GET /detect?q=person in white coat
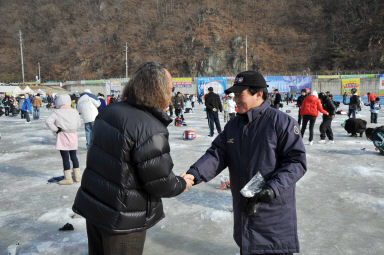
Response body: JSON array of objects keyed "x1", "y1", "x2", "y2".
[
  {"x1": 77, "y1": 89, "x2": 100, "y2": 149},
  {"x1": 227, "y1": 93, "x2": 237, "y2": 120}
]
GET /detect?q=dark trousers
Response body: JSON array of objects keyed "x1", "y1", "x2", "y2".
[
  {"x1": 207, "y1": 111, "x2": 222, "y2": 136},
  {"x1": 21, "y1": 110, "x2": 25, "y2": 119},
  {"x1": 370, "y1": 101, "x2": 375, "y2": 109},
  {"x1": 4, "y1": 107, "x2": 9, "y2": 116},
  {"x1": 320, "y1": 117, "x2": 333, "y2": 140},
  {"x1": 86, "y1": 221, "x2": 146, "y2": 255},
  {"x1": 59, "y1": 150, "x2": 79, "y2": 170},
  {"x1": 23, "y1": 110, "x2": 31, "y2": 122},
  {"x1": 348, "y1": 108, "x2": 356, "y2": 119},
  {"x1": 371, "y1": 112, "x2": 378, "y2": 123},
  {"x1": 175, "y1": 108, "x2": 184, "y2": 121},
  {"x1": 301, "y1": 115, "x2": 316, "y2": 142},
  {"x1": 297, "y1": 108, "x2": 302, "y2": 125},
  {"x1": 169, "y1": 105, "x2": 173, "y2": 116}
]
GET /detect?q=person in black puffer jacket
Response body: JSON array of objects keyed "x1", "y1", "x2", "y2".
[
  {"x1": 73, "y1": 62, "x2": 193, "y2": 255},
  {"x1": 318, "y1": 92, "x2": 336, "y2": 143},
  {"x1": 272, "y1": 89, "x2": 282, "y2": 109},
  {"x1": 296, "y1": 89, "x2": 307, "y2": 125}
]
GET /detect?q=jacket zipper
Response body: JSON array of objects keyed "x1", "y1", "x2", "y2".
[{"x1": 146, "y1": 194, "x2": 151, "y2": 218}]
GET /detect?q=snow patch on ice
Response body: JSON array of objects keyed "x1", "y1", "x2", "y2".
[
  {"x1": 349, "y1": 166, "x2": 384, "y2": 177},
  {"x1": 0, "y1": 152, "x2": 28, "y2": 162},
  {"x1": 339, "y1": 192, "x2": 384, "y2": 211},
  {"x1": 169, "y1": 142, "x2": 187, "y2": 149},
  {"x1": 37, "y1": 208, "x2": 85, "y2": 227},
  {"x1": 36, "y1": 241, "x2": 53, "y2": 252},
  {"x1": 200, "y1": 209, "x2": 232, "y2": 223},
  {"x1": 0, "y1": 210, "x2": 24, "y2": 227}
]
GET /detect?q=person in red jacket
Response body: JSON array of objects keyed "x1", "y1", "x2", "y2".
[
  {"x1": 300, "y1": 91, "x2": 328, "y2": 145},
  {"x1": 367, "y1": 92, "x2": 376, "y2": 109}
]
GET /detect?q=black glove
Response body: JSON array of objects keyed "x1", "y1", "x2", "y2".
[
  {"x1": 245, "y1": 186, "x2": 275, "y2": 216},
  {"x1": 56, "y1": 127, "x2": 62, "y2": 134}
]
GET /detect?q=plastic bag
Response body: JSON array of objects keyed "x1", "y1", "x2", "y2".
[{"x1": 240, "y1": 172, "x2": 265, "y2": 198}]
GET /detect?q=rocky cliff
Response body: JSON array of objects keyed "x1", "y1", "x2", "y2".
[{"x1": 0, "y1": 0, "x2": 383, "y2": 82}]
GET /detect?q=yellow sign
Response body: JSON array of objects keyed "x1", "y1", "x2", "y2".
[
  {"x1": 342, "y1": 78, "x2": 360, "y2": 95},
  {"x1": 172, "y1": 78, "x2": 192, "y2": 87},
  {"x1": 318, "y1": 75, "x2": 340, "y2": 79}
]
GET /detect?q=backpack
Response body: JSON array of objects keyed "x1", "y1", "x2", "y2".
[{"x1": 174, "y1": 118, "x2": 183, "y2": 127}]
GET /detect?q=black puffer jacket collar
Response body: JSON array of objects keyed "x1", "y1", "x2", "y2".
[{"x1": 125, "y1": 96, "x2": 172, "y2": 127}]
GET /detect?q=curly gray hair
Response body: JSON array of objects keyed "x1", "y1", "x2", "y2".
[{"x1": 122, "y1": 62, "x2": 172, "y2": 109}]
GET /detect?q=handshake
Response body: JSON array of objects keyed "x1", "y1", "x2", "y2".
[{"x1": 180, "y1": 173, "x2": 195, "y2": 192}]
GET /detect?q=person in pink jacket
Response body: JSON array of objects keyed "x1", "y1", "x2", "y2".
[
  {"x1": 299, "y1": 91, "x2": 328, "y2": 145},
  {"x1": 46, "y1": 94, "x2": 82, "y2": 185}
]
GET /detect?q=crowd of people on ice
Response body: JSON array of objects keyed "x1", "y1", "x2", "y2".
[
  {"x1": 0, "y1": 65, "x2": 383, "y2": 255},
  {"x1": 164, "y1": 85, "x2": 382, "y2": 154}
]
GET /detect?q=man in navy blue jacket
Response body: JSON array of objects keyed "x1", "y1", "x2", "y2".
[{"x1": 184, "y1": 71, "x2": 307, "y2": 255}]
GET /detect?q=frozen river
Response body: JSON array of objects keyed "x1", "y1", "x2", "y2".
[{"x1": 0, "y1": 101, "x2": 383, "y2": 254}]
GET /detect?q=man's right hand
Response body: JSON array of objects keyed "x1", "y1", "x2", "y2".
[
  {"x1": 181, "y1": 173, "x2": 195, "y2": 181},
  {"x1": 181, "y1": 173, "x2": 194, "y2": 192}
]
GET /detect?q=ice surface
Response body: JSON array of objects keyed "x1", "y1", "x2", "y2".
[{"x1": 1, "y1": 102, "x2": 384, "y2": 254}]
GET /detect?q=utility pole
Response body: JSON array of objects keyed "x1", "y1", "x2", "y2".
[
  {"x1": 245, "y1": 34, "x2": 248, "y2": 71},
  {"x1": 38, "y1": 62, "x2": 41, "y2": 84},
  {"x1": 19, "y1": 30, "x2": 25, "y2": 83},
  {"x1": 125, "y1": 42, "x2": 128, "y2": 79}
]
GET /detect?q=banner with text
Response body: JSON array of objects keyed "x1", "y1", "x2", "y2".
[
  {"x1": 197, "y1": 77, "x2": 227, "y2": 96},
  {"x1": 341, "y1": 74, "x2": 376, "y2": 79},
  {"x1": 172, "y1": 78, "x2": 192, "y2": 88},
  {"x1": 380, "y1": 74, "x2": 384, "y2": 96},
  {"x1": 264, "y1": 76, "x2": 312, "y2": 93},
  {"x1": 105, "y1": 79, "x2": 123, "y2": 97},
  {"x1": 342, "y1": 78, "x2": 360, "y2": 95},
  {"x1": 318, "y1": 75, "x2": 340, "y2": 79}
]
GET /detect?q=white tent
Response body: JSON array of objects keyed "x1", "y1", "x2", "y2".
[
  {"x1": 22, "y1": 86, "x2": 35, "y2": 94},
  {"x1": 35, "y1": 89, "x2": 46, "y2": 96},
  {"x1": 0, "y1": 86, "x2": 23, "y2": 96}
]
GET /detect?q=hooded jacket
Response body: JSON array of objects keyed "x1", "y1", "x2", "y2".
[
  {"x1": 73, "y1": 99, "x2": 186, "y2": 234},
  {"x1": 45, "y1": 94, "x2": 81, "y2": 151},
  {"x1": 77, "y1": 92, "x2": 101, "y2": 123},
  {"x1": 32, "y1": 96, "x2": 42, "y2": 107},
  {"x1": 300, "y1": 94, "x2": 328, "y2": 117},
  {"x1": 21, "y1": 97, "x2": 31, "y2": 112},
  {"x1": 46, "y1": 94, "x2": 81, "y2": 133}
]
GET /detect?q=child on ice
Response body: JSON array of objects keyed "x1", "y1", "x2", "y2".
[{"x1": 46, "y1": 94, "x2": 82, "y2": 185}]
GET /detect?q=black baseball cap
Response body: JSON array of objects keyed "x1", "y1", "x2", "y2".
[{"x1": 225, "y1": 71, "x2": 268, "y2": 94}]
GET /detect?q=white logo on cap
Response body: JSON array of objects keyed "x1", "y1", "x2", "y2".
[{"x1": 235, "y1": 77, "x2": 243, "y2": 84}]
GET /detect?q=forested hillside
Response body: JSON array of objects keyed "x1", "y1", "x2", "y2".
[{"x1": 0, "y1": 0, "x2": 383, "y2": 81}]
